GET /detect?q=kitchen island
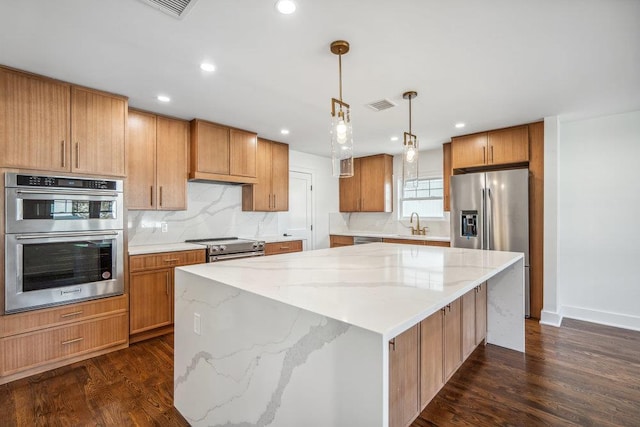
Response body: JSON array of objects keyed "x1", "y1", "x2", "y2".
[{"x1": 173, "y1": 243, "x2": 524, "y2": 427}]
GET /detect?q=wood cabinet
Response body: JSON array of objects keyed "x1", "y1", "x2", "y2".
[
  {"x1": 127, "y1": 110, "x2": 188, "y2": 210},
  {"x1": 443, "y1": 298, "x2": 462, "y2": 381},
  {"x1": 0, "y1": 295, "x2": 128, "y2": 383},
  {"x1": 389, "y1": 324, "x2": 419, "y2": 427},
  {"x1": 0, "y1": 66, "x2": 127, "y2": 177},
  {"x1": 264, "y1": 240, "x2": 302, "y2": 256},
  {"x1": 128, "y1": 250, "x2": 205, "y2": 342},
  {"x1": 451, "y1": 125, "x2": 528, "y2": 170},
  {"x1": 339, "y1": 154, "x2": 393, "y2": 212},
  {"x1": 242, "y1": 138, "x2": 289, "y2": 211},
  {"x1": 462, "y1": 283, "x2": 488, "y2": 360},
  {"x1": 443, "y1": 142, "x2": 452, "y2": 211},
  {"x1": 329, "y1": 235, "x2": 354, "y2": 248},
  {"x1": 419, "y1": 310, "x2": 444, "y2": 409},
  {"x1": 382, "y1": 238, "x2": 450, "y2": 247},
  {"x1": 189, "y1": 119, "x2": 258, "y2": 184}
]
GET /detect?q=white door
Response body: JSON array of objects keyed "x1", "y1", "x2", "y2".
[{"x1": 288, "y1": 171, "x2": 313, "y2": 250}]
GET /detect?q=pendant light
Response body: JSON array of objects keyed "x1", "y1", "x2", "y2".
[
  {"x1": 329, "y1": 40, "x2": 354, "y2": 178},
  {"x1": 402, "y1": 91, "x2": 419, "y2": 188}
]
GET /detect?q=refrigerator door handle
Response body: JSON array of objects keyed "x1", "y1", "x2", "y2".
[
  {"x1": 481, "y1": 188, "x2": 485, "y2": 250},
  {"x1": 486, "y1": 188, "x2": 492, "y2": 250}
]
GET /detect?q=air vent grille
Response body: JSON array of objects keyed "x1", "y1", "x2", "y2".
[
  {"x1": 138, "y1": 0, "x2": 199, "y2": 18},
  {"x1": 366, "y1": 99, "x2": 396, "y2": 112}
]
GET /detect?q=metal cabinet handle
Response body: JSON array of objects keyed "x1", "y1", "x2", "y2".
[
  {"x1": 166, "y1": 274, "x2": 170, "y2": 296},
  {"x1": 61, "y1": 310, "x2": 83, "y2": 318},
  {"x1": 483, "y1": 146, "x2": 486, "y2": 164},
  {"x1": 159, "y1": 186, "x2": 163, "y2": 207},
  {"x1": 389, "y1": 338, "x2": 396, "y2": 351},
  {"x1": 62, "y1": 337, "x2": 84, "y2": 345},
  {"x1": 163, "y1": 258, "x2": 180, "y2": 262},
  {"x1": 61, "y1": 140, "x2": 66, "y2": 168},
  {"x1": 75, "y1": 142, "x2": 80, "y2": 168},
  {"x1": 150, "y1": 186, "x2": 154, "y2": 207},
  {"x1": 279, "y1": 246, "x2": 290, "y2": 250},
  {"x1": 490, "y1": 145, "x2": 494, "y2": 163},
  {"x1": 273, "y1": 194, "x2": 276, "y2": 210}
]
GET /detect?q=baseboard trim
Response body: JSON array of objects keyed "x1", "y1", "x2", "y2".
[
  {"x1": 561, "y1": 306, "x2": 640, "y2": 332},
  {"x1": 539, "y1": 310, "x2": 563, "y2": 327}
]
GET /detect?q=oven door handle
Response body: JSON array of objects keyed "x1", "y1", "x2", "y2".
[
  {"x1": 211, "y1": 252, "x2": 265, "y2": 262},
  {"x1": 14, "y1": 231, "x2": 119, "y2": 240},
  {"x1": 15, "y1": 189, "x2": 119, "y2": 198}
]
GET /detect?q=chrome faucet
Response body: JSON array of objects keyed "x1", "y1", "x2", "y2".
[{"x1": 410, "y1": 212, "x2": 427, "y2": 235}]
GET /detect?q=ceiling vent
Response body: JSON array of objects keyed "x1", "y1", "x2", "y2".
[
  {"x1": 137, "y1": 0, "x2": 200, "y2": 19},
  {"x1": 366, "y1": 99, "x2": 396, "y2": 112}
]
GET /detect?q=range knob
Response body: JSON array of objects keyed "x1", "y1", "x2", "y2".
[
  {"x1": 210, "y1": 246, "x2": 220, "y2": 253},
  {"x1": 219, "y1": 245, "x2": 227, "y2": 252},
  {"x1": 252, "y1": 242, "x2": 259, "y2": 249}
]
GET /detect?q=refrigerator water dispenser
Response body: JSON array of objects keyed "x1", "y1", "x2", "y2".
[{"x1": 461, "y1": 210, "x2": 478, "y2": 238}]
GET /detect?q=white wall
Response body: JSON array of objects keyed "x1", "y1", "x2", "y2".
[{"x1": 551, "y1": 110, "x2": 640, "y2": 330}]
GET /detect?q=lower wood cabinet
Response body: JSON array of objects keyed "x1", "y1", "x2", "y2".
[
  {"x1": 443, "y1": 298, "x2": 462, "y2": 381},
  {"x1": 382, "y1": 238, "x2": 451, "y2": 247},
  {"x1": 129, "y1": 249, "x2": 205, "y2": 342},
  {"x1": 329, "y1": 235, "x2": 354, "y2": 248},
  {"x1": 419, "y1": 311, "x2": 444, "y2": 408},
  {"x1": 264, "y1": 240, "x2": 303, "y2": 256},
  {"x1": 389, "y1": 324, "x2": 419, "y2": 427}
]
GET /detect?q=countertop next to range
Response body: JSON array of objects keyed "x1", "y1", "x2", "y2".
[
  {"x1": 331, "y1": 231, "x2": 451, "y2": 242},
  {"x1": 128, "y1": 236, "x2": 304, "y2": 256}
]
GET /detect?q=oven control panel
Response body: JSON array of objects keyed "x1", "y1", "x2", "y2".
[{"x1": 15, "y1": 174, "x2": 118, "y2": 190}]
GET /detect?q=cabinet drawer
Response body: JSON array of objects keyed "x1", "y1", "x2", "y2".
[
  {"x1": 383, "y1": 238, "x2": 423, "y2": 245},
  {"x1": 330, "y1": 235, "x2": 354, "y2": 247},
  {"x1": 264, "y1": 240, "x2": 303, "y2": 256},
  {"x1": 424, "y1": 240, "x2": 450, "y2": 247},
  {"x1": 129, "y1": 249, "x2": 206, "y2": 272},
  {"x1": 1, "y1": 295, "x2": 127, "y2": 338},
  {"x1": 1, "y1": 313, "x2": 127, "y2": 376}
]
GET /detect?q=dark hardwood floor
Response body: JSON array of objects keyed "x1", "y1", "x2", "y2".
[{"x1": 1, "y1": 319, "x2": 638, "y2": 426}]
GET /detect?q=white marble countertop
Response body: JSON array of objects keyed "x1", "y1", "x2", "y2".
[
  {"x1": 247, "y1": 235, "x2": 305, "y2": 243},
  {"x1": 178, "y1": 243, "x2": 522, "y2": 340},
  {"x1": 331, "y1": 231, "x2": 450, "y2": 242},
  {"x1": 128, "y1": 243, "x2": 206, "y2": 256}
]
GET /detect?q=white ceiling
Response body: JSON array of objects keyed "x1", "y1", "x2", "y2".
[{"x1": 1, "y1": 0, "x2": 639, "y2": 158}]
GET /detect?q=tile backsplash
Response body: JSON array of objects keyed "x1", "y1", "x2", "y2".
[{"x1": 127, "y1": 182, "x2": 279, "y2": 246}]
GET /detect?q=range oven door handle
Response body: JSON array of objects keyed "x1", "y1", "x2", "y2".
[
  {"x1": 210, "y1": 252, "x2": 265, "y2": 262},
  {"x1": 14, "y1": 231, "x2": 119, "y2": 240},
  {"x1": 15, "y1": 189, "x2": 119, "y2": 198}
]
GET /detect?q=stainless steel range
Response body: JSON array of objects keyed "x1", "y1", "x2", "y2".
[{"x1": 186, "y1": 237, "x2": 265, "y2": 262}]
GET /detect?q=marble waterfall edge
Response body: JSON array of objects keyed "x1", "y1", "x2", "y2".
[{"x1": 173, "y1": 270, "x2": 385, "y2": 427}]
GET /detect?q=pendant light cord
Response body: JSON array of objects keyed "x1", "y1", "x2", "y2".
[{"x1": 338, "y1": 53, "x2": 343, "y2": 112}]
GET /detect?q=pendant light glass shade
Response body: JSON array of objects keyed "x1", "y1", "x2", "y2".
[
  {"x1": 402, "y1": 91, "x2": 419, "y2": 189},
  {"x1": 329, "y1": 40, "x2": 354, "y2": 178}
]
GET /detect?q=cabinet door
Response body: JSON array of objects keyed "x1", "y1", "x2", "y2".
[
  {"x1": 0, "y1": 68, "x2": 70, "y2": 171},
  {"x1": 488, "y1": 126, "x2": 529, "y2": 165},
  {"x1": 475, "y1": 282, "x2": 487, "y2": 345},
  {"x1": 129, "y1": 269, "x2": 173, "y2": 334},
  {"x1": 360, "y1": 155, "x2": 392, "y2": 212},
  {"x1": 339, "y1": 158, "x2": 361, "y2": 212},
  {"x1": 389, "y1": 324, "x2": 419, "y2": 427},
  {"x1": 420, "y1": 310, "x2": 444, "y2": 409},
  {"x1": 271, "y1": 141, "x2": 289, "y2": 211},
  {"x1": 71, "y1": 87, "x2": 126, "y2": 176},
  {"x1": 461, "y1": 289, "x2": 476, "y2": 359},
  {"x1": 252, "y1": 139, "x2": 273, "y2": 211},
  {"x1": 156, "y1": 116, "x2": 188, "y2": 210},
  {"x1": 229, "y1": 129, "x2": 257, "y2": 178},
  {"x1": 126, "y1": 110, "x2": 156, "y2": 209},
  {"x1": 442, "y1": 142, "x2": 452, "y2": 212},
  {"x1": 191, "y1": 120, "x2": 229, "y2": 174},
  {"x1": 443, "y1": 298, "x2": 462, "y2": 381},
  {"x1": 451, "y1": 133, "x2": 487, "y2": 169},
  {"x1": 329, "y1": 235, "x2": 354, "y2": 247}
]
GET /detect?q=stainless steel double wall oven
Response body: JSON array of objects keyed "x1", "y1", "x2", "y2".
[{"x1": 4, "y1": 173, "x2": 124, "y2": 313}]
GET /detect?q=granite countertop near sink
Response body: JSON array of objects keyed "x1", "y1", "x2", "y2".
[
  {"x1": 128, "y1": 243, "x2": 206, "y2": 256},
  {"x1": 330, "y1": 231, "x2": 450, "y2": 242}
]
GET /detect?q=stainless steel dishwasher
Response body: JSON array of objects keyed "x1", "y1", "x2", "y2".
[{"x1": 353, "y1": 236, "x2": 383, "y2": 245}]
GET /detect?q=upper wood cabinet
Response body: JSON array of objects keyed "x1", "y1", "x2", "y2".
[
  {"x1": 189, "y1": 119, "x2": 258, "y2": 184},
  {"x1": 339, "y1": 154, "x2": 393, "y2": 212},
  {"x1": 443, "y1": 142, "x2": 452, "y2": 212},
  {"x1": 242, "y1": 138, "x2": 289, "y2": 212},
  {"x1": 0, "y1": 66, "x2": 127, "y2": 177},
  {"x1": 451, "y1": 125, "x2": 528, "y2": 170},
  {"x1": 127, "y1": 110, "x2": 188, "y2": 210}
]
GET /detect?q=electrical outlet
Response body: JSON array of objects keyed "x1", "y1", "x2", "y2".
[
  {"x1": 161, "y1": 222, "x2": 168, "y2": 233},
  {"x1": 194, "y1": 312, "x2": 201, "y2": 335}
]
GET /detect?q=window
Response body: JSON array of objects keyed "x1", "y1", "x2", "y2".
[{"x1": 400, "y1": 178, "x2": 444, "y2": 218}]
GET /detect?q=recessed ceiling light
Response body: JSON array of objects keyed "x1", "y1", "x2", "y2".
[
  {"x1": 390, "y1": 136, "x2": 399, "y2": 141},
  {"x1": 200, "y1": 62, "x2": 215, "y2": 72},
  {"x1": 157, "y1": 95, "x2": 171, "y2": 103},
  {"x1": 280, "y1": 129, "x2": 290, "y2": 135},
  {"x1": 455, "y1": 122, "x2": 465, "y2": 128},
  {"x1": 275, "y1": 0, "x2": 296, "y2": 14}
]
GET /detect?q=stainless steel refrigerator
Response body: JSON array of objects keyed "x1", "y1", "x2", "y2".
[{"x1": 450, "y1": 168, "x2": 530, "y2": 316}]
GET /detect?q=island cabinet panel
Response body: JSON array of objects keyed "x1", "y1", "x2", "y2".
[
  {"x1": 475, "y1": 282, "x2": 487, "y2": 345},
  {"x1": 128, "y1": 250, "x2": 206, "y2": 343},
  {"x1": 443, "y1": 298, "x2": 462, "y2": 381},
  {"x1": 0, "y1": 67, "x2": 70, "y2": 171},
  {"x1": 70, "y1": 86, "x2": 127, "y2": 177},
  {"x1": 190, "y1": 119, "x2": 258, "y2": 184},
  {"x1": 329, "y1": 235, "x2": 354, "y2": 248},
  {"x1": 451, "y1": 125, "x2": 529, "y2": 170},
  {"x1": 419, "y1": 310, "x2": 444, "y2": 409},
  {"x1": 264, "y1": 240, "x2": 302, "y2": 256},
  {"x1": 339, "y1": 154, "x2": 392, "y2": 212},
  {"x1": 389, "y1": 324, "x2": 419, "y2": 427},
  {"x1": 242, "y1": 138, "x2": 289, "y2": 212},
  {"x1": 461, "y1": 289, "x2": 477, "y2": 359}
]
